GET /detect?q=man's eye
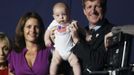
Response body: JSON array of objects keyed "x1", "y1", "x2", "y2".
[
  {"x1": 96, "y1": 5, "x2": 102, "y2": 8},
  {"x1": 86, "y1": 6, "x2": 92, "y2": 9}
]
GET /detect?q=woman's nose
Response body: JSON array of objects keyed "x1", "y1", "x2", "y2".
[
  {"x1": 30, "y1": 26, "x2": 36, "y2": 32},
  {"x1": 0, "y1": 49, "x2": 3, "y2": 55}
]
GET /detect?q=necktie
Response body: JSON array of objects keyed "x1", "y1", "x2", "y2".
[
  {"x1": 90, "y1": 29, "x2": 96, "y2": 41},
  {"x1": 90, "y1": 29, "x2": 95, "y2": 34}
]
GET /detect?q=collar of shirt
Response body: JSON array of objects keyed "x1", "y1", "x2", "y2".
[{"x1": 89, "y1": 25, "x2": 101, "y2": 31}]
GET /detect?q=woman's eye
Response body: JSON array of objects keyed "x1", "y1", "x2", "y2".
[
  {"x1": 27, "y1": 25, "x2": 31, "y2": 28},
  {"x1": 35, "y1": 25, "x2": 39, "y2": 29},
  {"x1": 3, "y1": 47, "x2": 8, "y2": 51}
]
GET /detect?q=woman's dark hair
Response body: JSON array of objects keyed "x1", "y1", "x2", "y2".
[{"x1": 14, "y1": 12, "x2": 45, "y2": 52}]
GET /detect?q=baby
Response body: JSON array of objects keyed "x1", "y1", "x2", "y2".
[{"x1": 44, "y1": 2, "x2": 81, "y2": 75}]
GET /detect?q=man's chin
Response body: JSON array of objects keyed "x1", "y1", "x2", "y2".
[{"x1": 90, "y1": 21, "x2": 98, "y2": 25}]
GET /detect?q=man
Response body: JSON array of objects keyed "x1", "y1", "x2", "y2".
[{"x1": 71, "y1": 0, "x2": 113, "y2": 74}]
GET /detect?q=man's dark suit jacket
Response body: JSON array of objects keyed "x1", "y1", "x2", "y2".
[{"x1": 73, "y1": 19, "x2": 113, "y2": 73}]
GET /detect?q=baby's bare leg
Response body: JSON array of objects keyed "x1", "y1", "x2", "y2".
[
  {"x1": 68, "y1": 53, "x2": 81, "y2": 75},
  {"x1": 50, "y1": 50, "x2": 62, "y2": 75}
]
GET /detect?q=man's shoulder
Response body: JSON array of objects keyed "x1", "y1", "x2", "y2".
[
  {"x1": 85, "y1": 26, "x2": 89, "y2": 30},
  {"x1": 101, "y1": 19, "x2": 114, "y2": 31}
]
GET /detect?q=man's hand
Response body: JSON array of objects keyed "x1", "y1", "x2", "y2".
[
  {"x1": 70, "y1": 20, "x2": 79, "y2": 44},
  {"x1": 104, "y1": 32, "x2": 113, "y2": 49}
]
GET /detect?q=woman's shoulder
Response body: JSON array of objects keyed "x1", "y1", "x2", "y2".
[
  {"x1": 8, "y1": 48, "x2": 26, "y2": 59},
  {"x1": 41, "y1": 47, "x2": 52, "y2": 53},
  {"x1": 42, "y1": 47, "x2": 52, "y2": 52},
  {"x1": 9, "y1": 49, "x2": 18, "y2": 55},
  {"x1": 10, "y1": 48, "x2": 25, "y2": 54},
  {"x1": 37, "y1": 47, "x2": 52, "y2": 59},
  {"x1": 7, "y1": 49, "x2": 20, "y2": 62}
]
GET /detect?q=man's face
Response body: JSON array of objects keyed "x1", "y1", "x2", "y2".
[{"x1": 83, "y1": 0, "x2": 104, "y2": 25}]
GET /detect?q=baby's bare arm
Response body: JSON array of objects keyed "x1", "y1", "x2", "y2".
[{"x1": 44, "y1": 30, "x2": 52, "y2": 47}]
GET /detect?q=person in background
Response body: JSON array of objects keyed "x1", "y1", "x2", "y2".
[
  {"x1": 105, "y1": 25, "x2": 134, "y2": 48},
  {"x1": 44, "y1": 2, "x2": 81, "y2": 75},
  {"x1": 70, "y1": 0, "x2": 113, "y2": 74},
  {"x1": 0, "y1": 32, "x2": 10, "y2": 75},
  {"x1": 8, "y1": 12, "x2": 51, "y2": 75}
]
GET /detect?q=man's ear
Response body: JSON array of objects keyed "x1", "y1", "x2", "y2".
[
  {"x1": 83, "y1": 9, "x2": 86, "y2": 16},
  {"x1": 53, "y1": 15, "x2": 55, "y2": 19}
]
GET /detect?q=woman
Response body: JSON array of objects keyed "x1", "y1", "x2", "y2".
[
  {"x1": 8, "y1": 12, "x2": 51, "y2": 75},
  {"x1": 0, "y1": 32, "x2": 10, "y2": 75}
]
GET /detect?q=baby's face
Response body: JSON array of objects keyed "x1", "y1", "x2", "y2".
[
  {"x1": 0, "y1": 41, "x2": 9, "y2": 63},
  {"x1": 53, "y1": 6, "x2": 69, "y2": 24}
]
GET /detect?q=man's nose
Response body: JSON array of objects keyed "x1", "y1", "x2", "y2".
[{"x1": 91, "y1": 7, "x2": 96, "y2": 14}]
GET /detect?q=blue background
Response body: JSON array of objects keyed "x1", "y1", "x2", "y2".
[{"x1": 0, "y1": 0, "x2": 134, "y2": 63}]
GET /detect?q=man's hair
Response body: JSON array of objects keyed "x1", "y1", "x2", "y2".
[{"x1": 82, "y1": 0, "x2": 107, "y2": 10}]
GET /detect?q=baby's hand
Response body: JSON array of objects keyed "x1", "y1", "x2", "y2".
[
  {"x1": 50, "y1": 28, "x2": 56, "y2": 43},
  {"x1": 68, "y1": 20, "x2": 77, "y2": 31},
  {"x1": 70, "y1": 20, "x2": 77, "y2": 28},
  {"x1": 45, "y1": 39, "x2": 52, "y2": 47},
  {"x1": 86, "y1": 34, "x2": 92, "y2": 42}
]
